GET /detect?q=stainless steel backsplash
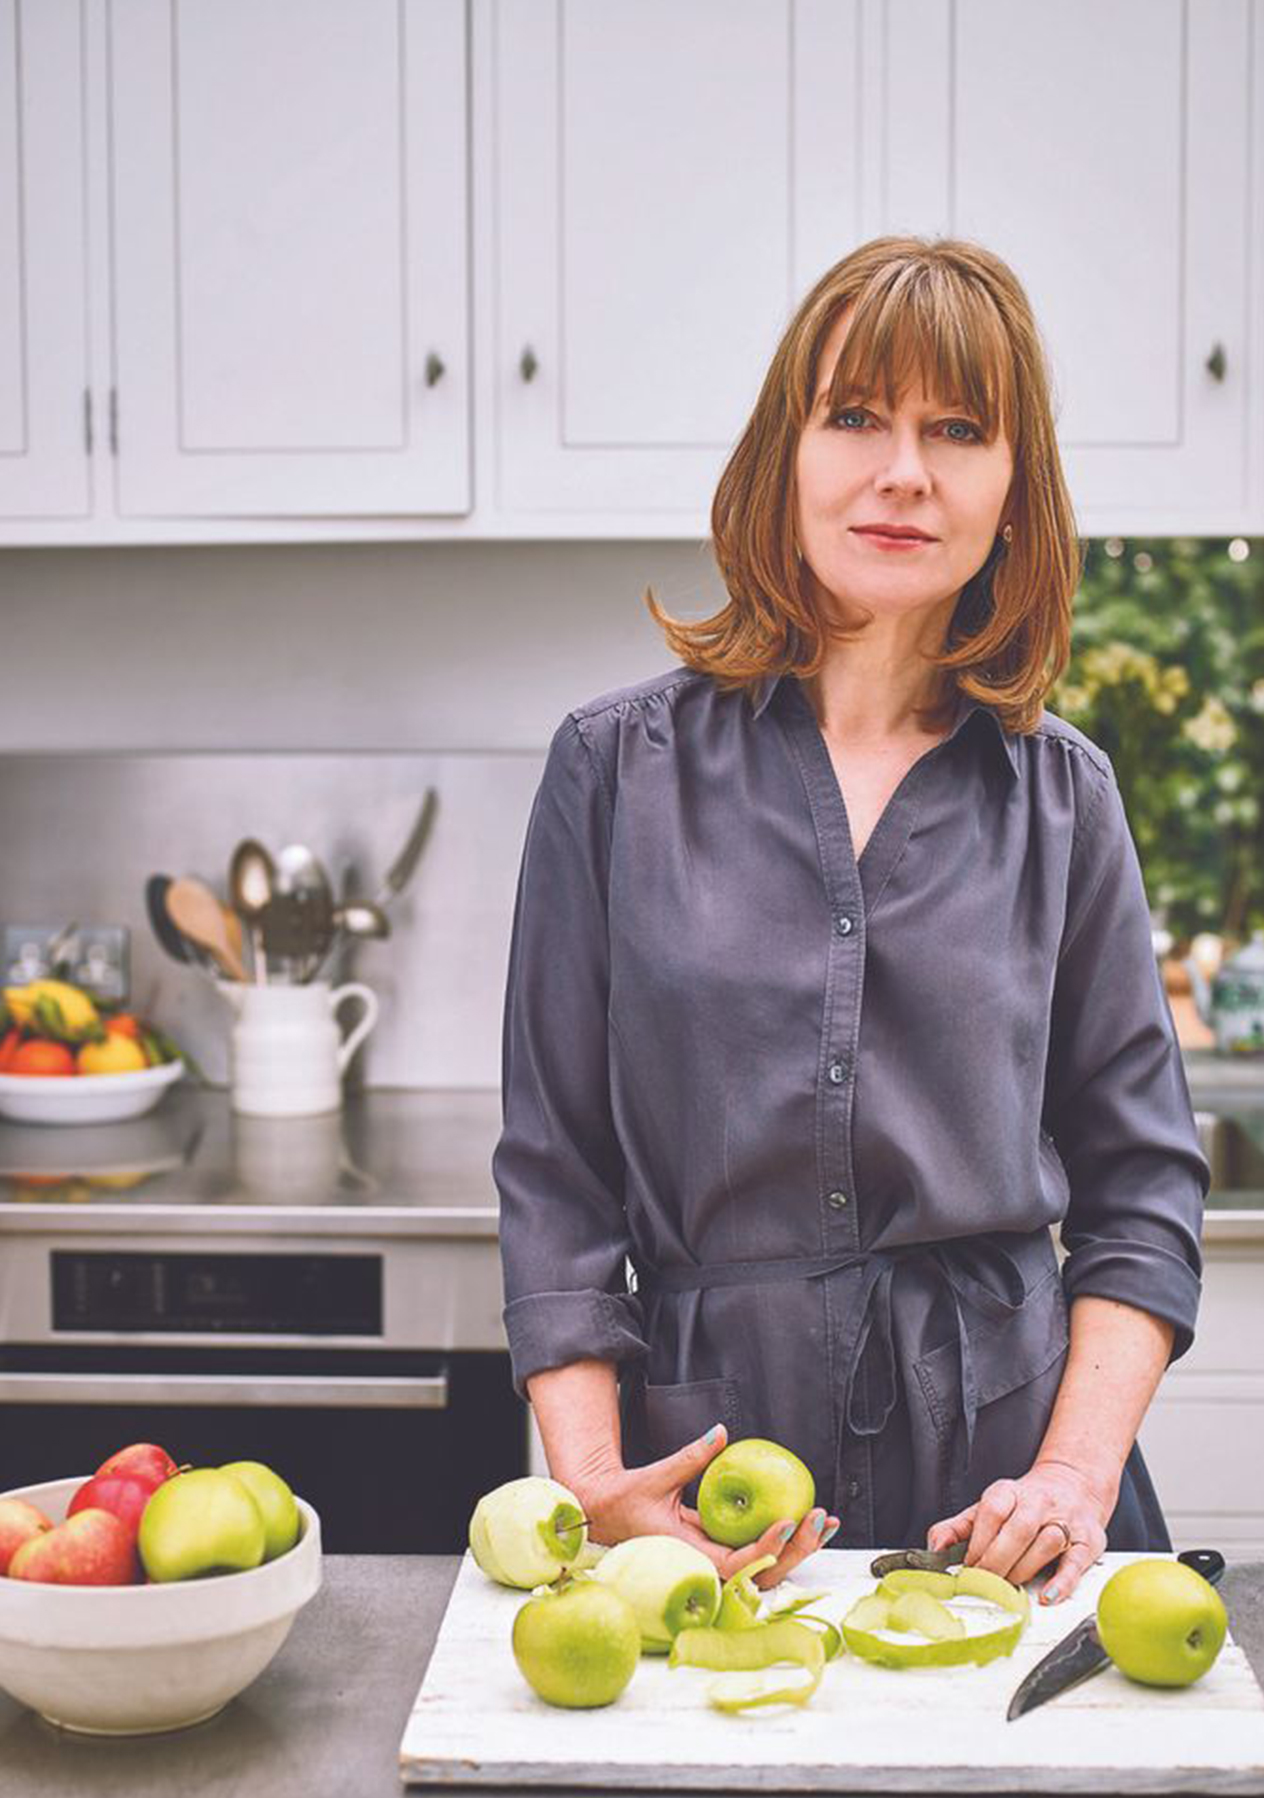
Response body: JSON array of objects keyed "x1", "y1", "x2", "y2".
[{"x1": 0, "y1": 752, "x2": 543, "y2": 1089}]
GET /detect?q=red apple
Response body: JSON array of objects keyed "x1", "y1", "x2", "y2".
[
  {"x1": 68, "y1": 1472, "x2": 158, "y2": 1542},
  {"x1": 9, "y1": 1508, "x2": 139, "y2": 1586},
  {"x1": 0, "y1": 1498, "x2": 54, "y2": 1575},
  {"x1": 95, "y1": 1441, "x2": 179, "y2": 1487}
]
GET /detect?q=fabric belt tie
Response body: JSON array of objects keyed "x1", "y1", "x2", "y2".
[{"x1": 634, "y1": 1237, "x2": 1033, "y2": 1499}]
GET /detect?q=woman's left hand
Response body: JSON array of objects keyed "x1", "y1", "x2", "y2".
[{"x1": 924, "y1": 1458, "x2": 1113, "y2": 1604}]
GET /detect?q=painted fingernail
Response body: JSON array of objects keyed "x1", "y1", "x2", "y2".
[
  {"x1": 777, "y1": 1521, "x2": 796, "y2": 1544},
  {"x1": 704, "y1": 1425, "x2": 722, "y2": 1444},
  {"x1": 1042, "y1": 1586, "x2": 1061, "y2": 1604},
  {"x1": 821, "y1": 1520, "x2": 840, "y2": 1544},
  {"x1": 813, "y1": 1512, "x2": 828, "y2": 1534}
]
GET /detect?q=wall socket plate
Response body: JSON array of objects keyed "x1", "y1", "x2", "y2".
[{"x1": 2, "y1": 924, "x2": 130, "y2": 1003}]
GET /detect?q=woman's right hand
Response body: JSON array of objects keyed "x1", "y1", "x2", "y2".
[{"x1": 573, "y1": 1423, "x2": 838, "y2": 1590}]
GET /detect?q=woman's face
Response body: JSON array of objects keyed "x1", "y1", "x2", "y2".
[{"x1": 794, "y1": 307, "x2": 1015, "y2": 624}]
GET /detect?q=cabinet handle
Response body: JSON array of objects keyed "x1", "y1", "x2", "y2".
[
  {"x1": 519, "y1": 345, "x2": 539, "y2": 383},
  {"x1": 1205, "y1": 342, "x2": 1227, "y2": 382},
  {"x1": 425, "y1": 352, "x2": 446, "y2": 388}
]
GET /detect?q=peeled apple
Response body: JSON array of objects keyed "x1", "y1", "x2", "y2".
[
  {"x1": 591, "y1": 1535, "x2": 721, "y2": 1654},
  {"x1": 468, "y1": 1477, "x2": 587, "y2": 1589}
]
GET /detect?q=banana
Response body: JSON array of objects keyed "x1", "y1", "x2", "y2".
[{"x1": 3, "y1": 979, "x2": 104, "y2": 1042}]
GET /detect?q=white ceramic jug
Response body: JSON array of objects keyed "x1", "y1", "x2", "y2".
[{"x1": 218, "y1": 980, "x2": 380, "y2": 1118}]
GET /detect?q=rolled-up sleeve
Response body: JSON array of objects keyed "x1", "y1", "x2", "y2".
[
  {"x1": 492, "y1": 713, "x2": 649, "y2": 1400},
  {"x1": 1044, "y1": 751, "x2": 1208, "y2": 1365}
]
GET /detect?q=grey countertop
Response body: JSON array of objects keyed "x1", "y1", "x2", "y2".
[
  {"x1": 0, "y1": 1087, "x2": 504, "y2": 1231},
  {"x1": 0, "y1": 1555, "x2": 1261, "y2": 1798},
  {"x1": 0, "y1": 1061, "x2": 1261, "y2": 1232}
]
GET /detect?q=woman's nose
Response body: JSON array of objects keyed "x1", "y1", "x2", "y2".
[{"x1": 875, "y1": 429, "x2": 932, "y2": 494}]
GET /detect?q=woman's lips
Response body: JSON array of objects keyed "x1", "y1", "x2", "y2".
[{"x1": 852, "y1": 528, "x2": 935, "y2": 550}]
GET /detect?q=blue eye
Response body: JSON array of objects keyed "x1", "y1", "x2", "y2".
[{"x1": 827, "y1": 407, "x2": 982, "y2": 443}]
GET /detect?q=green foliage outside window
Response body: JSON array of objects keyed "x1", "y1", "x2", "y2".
[{"x1": 1046, "y1": 537, "x2": 1264, "y2": 947}]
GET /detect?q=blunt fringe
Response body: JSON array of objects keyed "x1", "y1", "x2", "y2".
[{"x1": 645, "y1": 236, "x2": 1084, "y2": 735}]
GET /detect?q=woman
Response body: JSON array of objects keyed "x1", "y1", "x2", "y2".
[{"x1": 492, "y1": 237, "x2": 1208, "y2": 1607}]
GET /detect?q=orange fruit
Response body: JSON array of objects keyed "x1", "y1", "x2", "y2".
[
  {"x1": 77, "y1": 1036, "x2": 148, "y2": 1076},
  {"x1": 105, "y1": 1014, "x2": 143, "y2": 1041},
  {"x1": 9, "y1": 1039, "x2": 77, "y2": 1076},
  {"x1": 0, "y1": 1028, "x2": 22, "y2": 1072}
]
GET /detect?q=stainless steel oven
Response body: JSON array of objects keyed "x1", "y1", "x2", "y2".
[{"x1": 0, "y1": 1090, "x2": 529, "y2": 1552}]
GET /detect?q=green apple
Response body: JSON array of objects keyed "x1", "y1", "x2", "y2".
[
  {"x1": 1097, "y1": 1558, "x2": 1228, "y2": 1688},
  {"x1": 697, "y1": 1437, "x2": 815, "y2": 1548},
  {"x1": 219, "y1": 1460, "x2": 300, "y2": 1561},
  {"x1": 512, "y1": 1575, "x2": 640, "y2": 1708},
  {"x1": 138, "y1": 1468, "x2": 266, "y2": 1582},
  {"x1": 468, "y1": 1476, "x2": 587, "y2": 1589},
  {"x1": 591, "y1": 1534, "x2": 720, "y2": 1653}
]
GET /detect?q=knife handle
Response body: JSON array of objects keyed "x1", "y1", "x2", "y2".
[{"x1": 1177, "y1": 1548, "x2": 1226, "y2": 1588}]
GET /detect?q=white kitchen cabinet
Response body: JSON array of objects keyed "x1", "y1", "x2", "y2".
[
  {"x1": 1138, "y1": 1231, "x2": 1264, "y2": 1557},
  {"x1": 881, "y1": 0, "x2": 1258, "y2": 537},
  {"x1": 1, "y1": 0, "x2": 1261, "y2": 541},
  {"x1": 0, "y1": 0, "x2": 91, "y2": 520},
  {"x1": 492, "y1": 0, "x2": 863, "y2": 521},
  {"x1": 108, "y1": 0, "x2": 469, "y2": 518}
]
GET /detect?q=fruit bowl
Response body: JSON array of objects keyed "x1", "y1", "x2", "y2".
[
  {"x1": 0, "y1": 1059, "x2": 184, "y2": 1126},
  {"x1": 0, "y1": 1476, "x2": 322, "y2": 1734}
]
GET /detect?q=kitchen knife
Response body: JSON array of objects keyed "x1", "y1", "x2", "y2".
[{"x1": 1006, "y1": 1547, "x2": 1226, "y2": 1720}]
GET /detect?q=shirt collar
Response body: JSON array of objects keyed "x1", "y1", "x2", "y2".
[{"x1": 747, "y1": 672, "x2": 1022, "y2": 782}]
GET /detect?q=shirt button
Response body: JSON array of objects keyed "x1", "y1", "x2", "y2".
[
  {"x1": 827, "y1": 1190, "x2": 848, "y2": 1210},
  {"x1": 827, "y1": 1060, "x2": 846, "y2": 1084},
  {"x1": 834, "y1": 913, "x2": 854, "y2": 936},
  {"x1": 847, "y1": 1479, "x2": 862, "y2": 1500}
]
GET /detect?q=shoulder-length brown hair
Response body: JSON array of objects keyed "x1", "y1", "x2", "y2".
[{"x1": 645, "y1": 236, "x2": 1083, "y2": 735}]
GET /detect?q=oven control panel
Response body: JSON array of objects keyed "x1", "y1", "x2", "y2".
[{"x1": 51, "y1": 1251, "x2": 383, "y2": 1335}]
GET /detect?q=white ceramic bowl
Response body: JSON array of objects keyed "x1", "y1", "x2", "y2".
[
  {"x1": 0, "y1": 1059, "x2": 184, "y2": 1126},
  {"x1": 0, "y1": 1476, "x2": 322, "y2": 1734}
]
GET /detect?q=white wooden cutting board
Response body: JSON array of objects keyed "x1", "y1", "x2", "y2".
[{"x1": 399, "y1": 1549, "x2": 1264, "y2": 1792}]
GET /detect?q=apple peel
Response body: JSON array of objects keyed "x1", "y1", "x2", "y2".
[
  {"x1": 670, "y1": 1619, "x2": 828, "y2": 1710},
  {"x1": 716, "y1": 1553, "x2": 777, "y2": 1630},
  {"x1": 842, "y1": 1566, "x2": 1030, "y2": 1669}
]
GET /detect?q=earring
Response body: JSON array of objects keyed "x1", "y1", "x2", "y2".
[{"x1": 1001, "y1": 523, "x2": 1013, "y2": 544}]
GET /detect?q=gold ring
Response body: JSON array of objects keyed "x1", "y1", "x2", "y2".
[{"x1": 1046, "y1": 1518, "x2": 1072, "y2": 1551}]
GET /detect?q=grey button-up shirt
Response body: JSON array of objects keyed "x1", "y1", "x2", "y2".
[{"x1": 493, "y1": 666, "x2": 1208, "y2": 1549}]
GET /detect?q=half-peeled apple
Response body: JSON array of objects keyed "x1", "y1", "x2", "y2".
[{"x1": 468, "y1": 1476, "x2": 588, "y2": 1590}]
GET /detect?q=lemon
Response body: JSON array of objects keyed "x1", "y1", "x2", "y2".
[{"x1": 77, "y1": 1035, "x2": 148, "y2": 1076}]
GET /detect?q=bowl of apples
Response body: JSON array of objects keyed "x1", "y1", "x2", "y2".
[{"x1": 0, "y1": 1441, "x2": 322, "y2": 1735}]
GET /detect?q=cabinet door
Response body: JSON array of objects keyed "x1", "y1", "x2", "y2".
[
  {"x1": 494, "y1": 0, "x2": 863, "y2": 521},
  {"x1": 882, "y1": 0, "x2": 1253, "y2": 532},
  {"x1": 109, "y1": 0, "x2": 469, "y2": 518},
  {"x1": 1136, "y1": 1243, "x2": 1264, "y2": 1557},
  {"x1": 0, "y1": 0, "x2": 90, "y2": 519}
]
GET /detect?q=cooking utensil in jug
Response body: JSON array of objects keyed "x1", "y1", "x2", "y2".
[
  {"x1": 373, "y1": 789, "x2": 438, "y2": 908},
  {"x1": 146, "y1": 874, "x2": 221, "y2": 976},
  {"x1": 304, "y1": 899, "x2": 390, "y2": 985},
  {"x1": 271, "y1": 845, "x2": 336, "y2": 982},
  {"x1": 229, "y1": 839, "x2": 275, "y2": 987},
  {"x1": 166, "y1": 877, "x2": 249, "y2": 983}
]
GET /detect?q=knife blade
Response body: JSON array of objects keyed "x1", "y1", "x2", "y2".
[{"x1": 1006, "y1": 1547, "x2": 1226, "y2": 1720}]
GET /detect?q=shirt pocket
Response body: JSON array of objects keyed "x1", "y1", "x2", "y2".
[
  {"x1": 641, "y1": 1377, "x2": 744, "y2": 1507},
  {"x1": 911, "y1": 1261, "x2": 1070, "y2": 1459}
]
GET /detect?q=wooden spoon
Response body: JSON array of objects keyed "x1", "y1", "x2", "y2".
[{"x1": 166, "y1": 877, "x2": 249, "y2": 982}]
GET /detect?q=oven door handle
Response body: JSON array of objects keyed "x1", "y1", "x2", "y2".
[{"x1": 0, "y1": 1372, "x2": 449, "y2": 1409}]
